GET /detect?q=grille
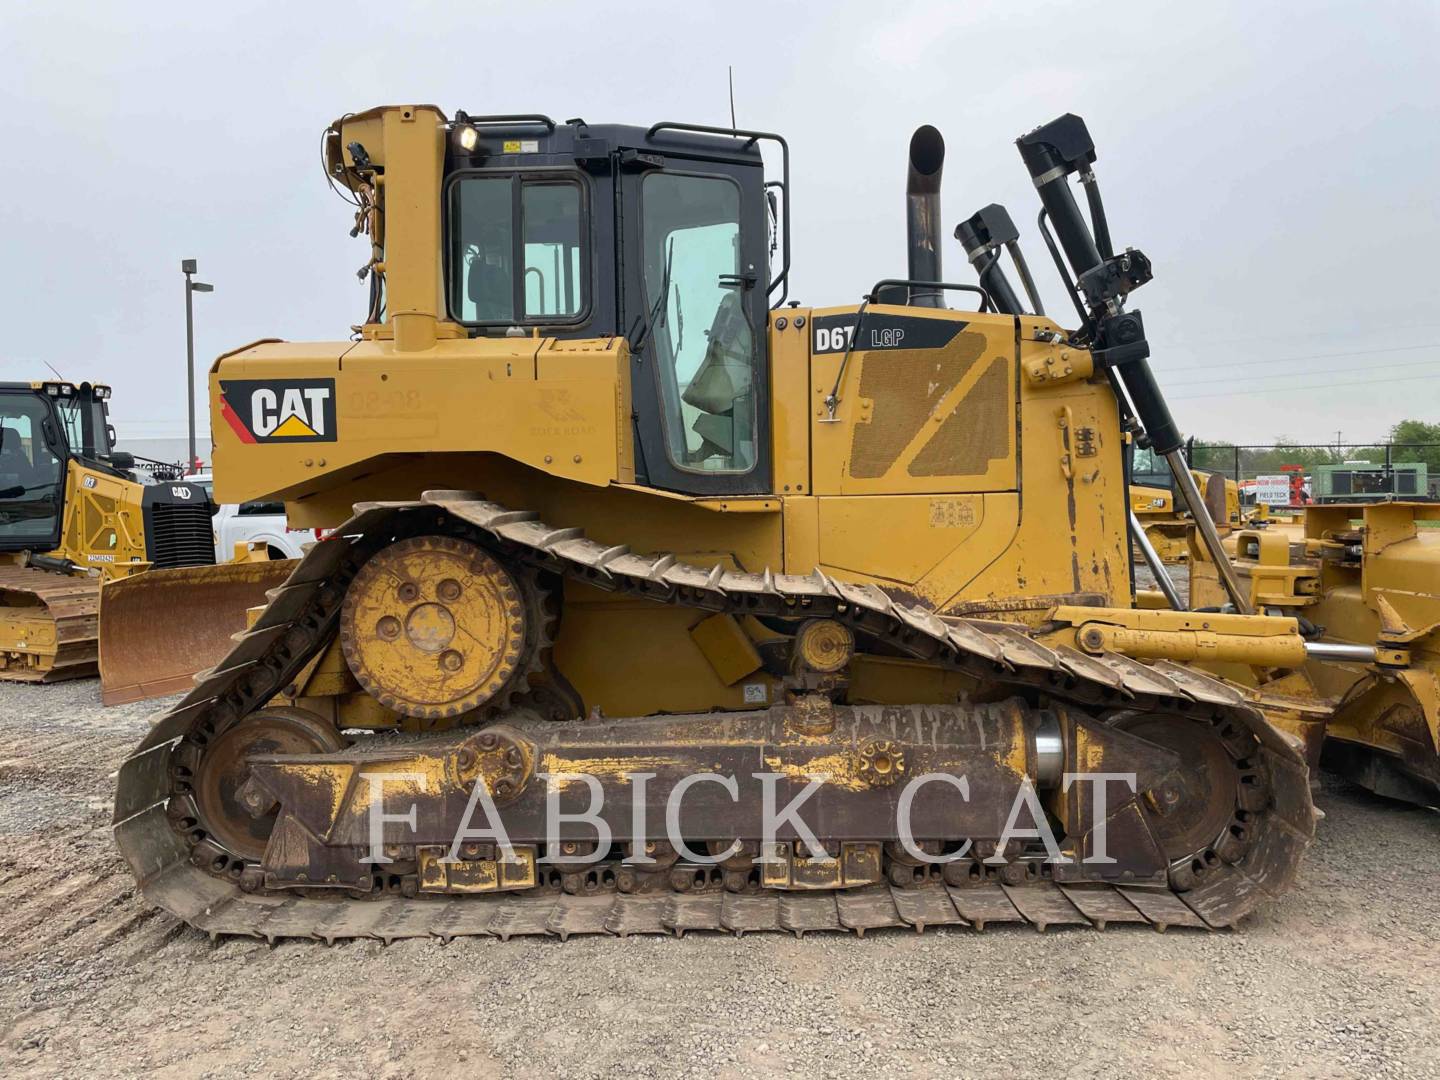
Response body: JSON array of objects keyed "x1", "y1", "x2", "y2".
[
  {"x1": 907, "y1": 358, "x2": 1008, "y2": 478},
  {"x1": 147, "y1": 502, "x2": 216, "y2": 569},
  {"x1": 847, "y1": 332, "x2": 987, "y2": 480}
]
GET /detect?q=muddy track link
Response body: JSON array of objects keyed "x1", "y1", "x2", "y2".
[
  {"x1": 113, "y1": 491, "x2": 1316, "y2": 942},
  {"x1": 0, "y1": 565, "x2": 100, "y2": 682}
]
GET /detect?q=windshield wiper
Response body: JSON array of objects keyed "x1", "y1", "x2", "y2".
[
  {"x1": 674, "y1": 287, "x2": 684, "y2": 353},
  {"x1": 631, "y1": 236, "x2": 675, "y2": 353}
]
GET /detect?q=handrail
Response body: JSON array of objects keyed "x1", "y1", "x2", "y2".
[{"x1": 646, "y1": 121, "x2": 791, "y2": 308}]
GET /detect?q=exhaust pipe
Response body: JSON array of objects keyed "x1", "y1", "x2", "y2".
[{"x1": 906, "y1": 125, "x2": 945, "y2": 307}]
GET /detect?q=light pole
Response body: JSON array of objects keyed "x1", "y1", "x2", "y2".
[{"x1": 181, "y1": 259, "x2": 214, "y2": 471}]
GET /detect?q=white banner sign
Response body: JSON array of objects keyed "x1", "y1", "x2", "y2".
[{"x1": 1254, "y1": 475, "x2": 1292, "y2": 506}]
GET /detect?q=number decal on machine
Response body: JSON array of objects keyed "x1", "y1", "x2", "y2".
[
  {"x1": 809, "y1": 313, "x2": 969, "y2": 354},
  {"x1": 218, "y1": 379, "x2": 338, "y2": 444},
  {"x1": 813, "y1": 323, "x2": 855, "y2": 353}
]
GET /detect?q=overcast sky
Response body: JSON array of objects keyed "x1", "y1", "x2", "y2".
[{"x1": 3, "y1": 1, "x2": 1436, "y2": 449}]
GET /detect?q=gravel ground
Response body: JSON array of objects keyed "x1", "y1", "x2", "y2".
[
  {"x1": 1, "y1": 678, "x2": 1438, "y2": 1079},
  {"x1": 1133, "y1": 559, "x2": 1189, "y2": 598}
]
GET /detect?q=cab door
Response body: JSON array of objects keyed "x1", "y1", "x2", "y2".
[
  {"x1": 619, "y1": 155, "x2": 772, "y2": 496},
  {"x1": 0, "y1": 390, "x2": 67, "y2": 553}
]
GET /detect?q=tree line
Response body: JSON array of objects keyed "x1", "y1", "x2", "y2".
[{"x1": 1189, "y1": 420, "x2": 1440, "y2": 478}]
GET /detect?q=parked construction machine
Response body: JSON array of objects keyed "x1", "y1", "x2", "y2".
[
  {"x1": 1129, "y1": 443, "x2": 1240, "y2": 565},
  {"x1": 115, "y1": 105, "x2": 1340, "y2": 942},
  {"x1": 0, "y1": 380, "x2": 235, "y2": 681},
  {"x1": 1192, "y1": 504, "x2": 1440, "y2": 808}
]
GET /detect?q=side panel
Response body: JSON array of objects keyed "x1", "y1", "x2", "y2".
[
  {"x1": 55, "y1": 461, "x2": 149, "y2": 578},
  {"x1": 809, "y1": 305, "x2": 1017, "y2": 496},
  {"x1": 814, "y1": 493, "x2": 1016, "y2": 609},
  {"x1": 209, "y1": 336, "x2": 631, "y2": 506},
  {"x1": 959, "y1": 374, "x2": 1130, "y2": 614},
  {"x1": 803, "y1": 307, "x2": 1130, "y2": 617}
]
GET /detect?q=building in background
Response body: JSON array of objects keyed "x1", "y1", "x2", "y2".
[{"x1": 114, "y1": 436, "x2": 208, "y2": 474}]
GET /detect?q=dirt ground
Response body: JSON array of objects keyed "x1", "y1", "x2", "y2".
[{"x1": 2, "y1": 678, "x2": 1438, "y2": 1080}]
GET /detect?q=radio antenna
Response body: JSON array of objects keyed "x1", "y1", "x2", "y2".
[
  {"x1": 728, "y1": 65, "x2": 737, "y2": 131},
  {"x1": 43, "y1": 360, "x2": 66, "y2": 381}
]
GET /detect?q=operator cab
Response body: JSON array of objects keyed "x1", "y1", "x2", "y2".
[
  {"x1": 442, "y1": 116, "x2": 786, "y2": 496},
  {"x1": 1128, "y1": 443, "x2": 1174, "y2": 491},
  {"x1": 0, "y1": 381, "x2": 119, "y2": 550}
]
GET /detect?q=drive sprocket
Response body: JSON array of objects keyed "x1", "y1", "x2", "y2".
[{"x1": 339, "y1": 534, "x2": 538, "y2": 722}]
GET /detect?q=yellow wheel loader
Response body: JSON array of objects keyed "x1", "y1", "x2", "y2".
[
  {"x1": 115, "y1": 106, "x2": 1342, "y2": 943},
  {"x1": 0, "y1": 380, "x2": 287, "y2": 684}
]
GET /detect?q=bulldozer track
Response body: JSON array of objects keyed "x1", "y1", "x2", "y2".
[
  {"x1": 0, "y1": 565, "x2": 100, "y2": 682},
  {"x1": 113, "y1": 491, "x2": 1316, "y2": 942}
]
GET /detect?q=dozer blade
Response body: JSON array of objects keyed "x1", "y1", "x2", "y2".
[{"x1": 99, "y1": 559, "x2": 297, "y2": 706}]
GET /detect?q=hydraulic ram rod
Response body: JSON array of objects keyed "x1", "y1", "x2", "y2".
[
  {"x1": 1166, "y1": 453, "x2": 1253, "y2": 616},
  {"x1": 1128, "y1": 509, "x2": 1185, "y2": 610},
  {"x1": 1304, "y1": 641, "x2": 1379, "y2": 663}
]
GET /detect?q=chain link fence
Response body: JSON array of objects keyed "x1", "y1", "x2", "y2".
[{"x1": 1185, "y1": 442, "x2": 1440, "y2": 503}]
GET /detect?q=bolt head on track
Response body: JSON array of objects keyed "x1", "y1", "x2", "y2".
[{"x1": 339, "y1": 535, "x2": 528, "y2": 720}]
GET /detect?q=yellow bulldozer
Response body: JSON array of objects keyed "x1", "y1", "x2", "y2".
[
  {"x1": 0, "y1": 379, "x2": 284, "y2": 684},
  {"x1": 115, "y1": 105, "x2": 1360, "y2": 942},
  {"x1": 1129, "y1": 443, "x2": 1240, "y2": 566},
  {"x1": 1191, "y1": 503, "x2": 1440, "y2": 809}
]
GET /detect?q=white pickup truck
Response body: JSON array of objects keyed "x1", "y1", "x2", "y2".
[{"x1": 184, "y1": 472, "x2": 317, "y2": 561}]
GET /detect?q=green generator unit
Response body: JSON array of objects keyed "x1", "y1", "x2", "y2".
[{"x1": 1313, "y1": 461, "x2": 1428, "y2": 503}]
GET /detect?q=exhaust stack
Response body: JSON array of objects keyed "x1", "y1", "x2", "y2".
[{"x1": 905, "y1": 125, "x2": 945, "y2": 307}]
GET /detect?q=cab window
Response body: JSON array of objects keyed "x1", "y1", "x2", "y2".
[
  {"x1": 449, "y1": 175, "x2": 586, "y2": 324},
  {"x1": 641, "y1": 172, "x2": 757, "y2": 474},
  {"x1": 55, "y1": 397, "x2": 112, "y2": 457},
  {"x1": 1130, "y1": 445, "x2": 1173, "y2": 488},
  {"x1": 0, "y1": 394, "x2": 64, "y2": 545},
  {"x1": 57, "y1": 401, "x2": 85, "y2": 454}
]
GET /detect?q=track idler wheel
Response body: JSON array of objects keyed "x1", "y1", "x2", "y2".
[
  {"x1": 1106, "y1": 710, "x2": 1264, "y2": 891},
  {"x1": 193, "y1": 706, "x2": 343, "y2": 863},
  {"x1": 340, "y1": 535, "x2": 534, "y2": 722}
]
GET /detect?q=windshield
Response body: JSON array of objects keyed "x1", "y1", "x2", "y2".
[
  {"x1": 641, "y1": 172, "x2": 757, "y2": 474},
  {"x1": 0, "y1": 393, "x2": 64, "y2": 546}
]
